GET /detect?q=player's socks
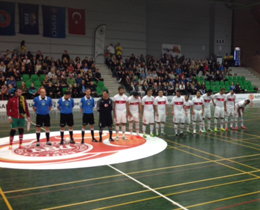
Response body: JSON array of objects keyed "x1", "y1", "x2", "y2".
[
  {"x1": 116, "y1": 125, "x2": 119, "y2": 137},
  {"x1": 161, "y1": 123, "x2": 165, "y2": 134},
  {"x1": 192, "y1": 121, "x2": 196, "y2": 130},
  {"x1": 214, "y1": 119, "x2": 218, "y2": 129},
  {"x1": 186, "y1": 125, "x2": 190, "y2": 132},
  {"x1": 174, "y1": 124, "x2": 178, "y2": 135},
  {"x1": 60, "y1": 130, "x2": 64, "y2": 144},
  {"x1": 10, "y1": 129, "x2": 15, "y2": 146},
  {"x1": 220, "y1": 119, "x2": 224, "y2": 129},
  {"x1": 150, "y1": 124, "x2": 154, "y2": 135},
  {"x1": 122, "y1": 125, "x2": 126, "y2": 137},
  {"x1": 241, "y1": 117, "x2": 244, "y2": 127},
  {"x1": 69, "y1": 130, "x2": 75, "y2": 144},
  {"x1": 129, "y1": 122, "x2": 133, "y2": 135},
  {"x1": 142, "y1": 125, "x2": 146, "y2": 135},
  {"x1": 19, "y1": 128, "x2": 24, "y2": 146},
  {"x1": 109, "y1": 129, "x2": 113, "y2": 140},
  {"x1": 180, "y1": 124, "x2": 184, "y2": 133},
  {"x1": 46, "y1": 132, "x2": 52, "y2": 145},
  {"x1": 81, "y1": 129, "x2": 85, "y2": 143},
  {"x1": 225, "y1": 117, "x2": 228, "y2": 128},
  {"x1": 36, "y1": 131, "x2": 40, "y2": 146},
  {"x1": 91, "y1": 129, "x2": 95, "y2": 139},
  {"x1": 208, "y1": 120, "x2": 211, "y2": 130},
  {"x1": 136, "y1": 122, "x2": 140, "y2": 136},
  {"x1": 156, "y1": 123, "x2": 159, "y2": 135},
  {"x1": 99, "y1": 131, "x2": 103, "y2": 142},
  {"x1": 202, "y1": 120, "x2": 205, "y2": 131}
]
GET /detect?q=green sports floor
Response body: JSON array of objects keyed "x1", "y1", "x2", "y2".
[{"x1": 0, "y1": 102, "x2": 260, "y2": 210}]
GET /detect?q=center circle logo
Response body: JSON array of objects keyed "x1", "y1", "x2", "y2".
[{"x1": 0, "y1": 131, "x2": 167, "y2": 170}]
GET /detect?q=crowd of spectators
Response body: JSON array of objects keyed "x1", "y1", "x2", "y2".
[
  {"x1": 105, "y1": 50, "x2": 236, "y2": 96},
  {"x1": 0, "y1": 45, "x2": 104, "y2": 100}
]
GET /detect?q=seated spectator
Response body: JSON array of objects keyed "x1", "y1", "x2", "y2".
[
  {"x1": 88, "y1": 81, "x2": 97, "y2": 97},
  {"x1": 186, "y1": 82, "x2": 193, "y2": 94},
  {"x1": 129, "y1": 82, "x2": 136, "y2": 95},
  {"x1": 8, "y1": 84, "x2": 15, "y2": 98},
  {"x1": 67, "y1": 63, "x2": 75, "y2": 73},
  {"x1": 191, "y1": 81, "x2": 197, "y2": 94},
  {"x1": 46, "y1": 82, "x2": 55, "y2": 98},
  {"x1": 143, "y1": 81, "x2": 149, "y2": 94},
  {"x1": 52, "y1": 75, "x2": 59, "y2": 86},
  {"x1": 168, "y1": 81, "x2": 174, "y2": 95},
  {"x1": 67, "y1": 74, "x2": 76, "y2": 87},
  {"x1": 162, "y1": 82, "x2": 168, "y2": 96},
  {"x1": 235, "y1": 82, "x2": 243, "y2": 93},
  {"x1": 1, "y1": 84, "x2": 8, "y2": 100},
  {"x1": 76, "y1": 74, "x2": 83, "y2": 86},
  {"x1": 179, "y1": 81, "x2": 185, "y2": 94},
  {"x1": 72, "y1": 83, "x2": 79, "y2": 98},
  {"x1": 107, "y1": 43, "x2": 115, "y2": 55},
  {"x1": 48, "y1": 69, "x2": 55, "y2": 80},
  {"x1": 0, "y1": 61, "x2": 6, "y2": 73},
  {"x1": 94, "y1": 68, "x2": 103, "y2": 81},
  {"x1": 28, "y1": 83, "x2": 38, "y2": 99},
  {"x1": 0, "y1": 76, "x2": 6, "y2": 88},
  {"x1": 79, "y1": 80, "x2": 87, "y2": 97},
  {"x1": 196, "y1": 82, "x2": 202, "y2": 91},
  {"x1": 215, "y1": 70, "x2": 221, "y2": 81},
  {"x1": 43, "y1": 75, "x2": 50, "y2": 87},
  {"x1": 230, "y1": 82, "x2": 235, "y2": 91},
  {"x1": 20, "y1": 81, "x2": 28, "y2": 98},
  {"x1": 60, "y1": 76, "x2": 67, "y2": 88},
  {"x1": 8, "y1": 76, "x2": 17, "y2": 88},
  {"x1": 201, "y1": 82, "x2": 207, "y2": 94},
  {"x1": 152, "y1": 83, "x2": 159, "y2": 96},
  {"x1": 54, "y1": 83, "x2": 62, "y2": 98}
]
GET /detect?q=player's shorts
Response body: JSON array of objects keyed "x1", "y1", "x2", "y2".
[
  {"x1": 155, "y1": 111, "x2": 166, "y2": 123},
  {"x1": 36, "y1": 114, "x2": 50, "y2": 127},
  {"x1": 173, "y1": 112, "x2": 184, "y2": 124},
  {"x1": 192, "y1": 110, "x2": 203, "y2": 122},
  {"x1": 83, "y1": 113, "x2": 95, "y2": 125},
  {"x1": 99, "y1": 116, "x2": 113, "y2": 128},
  {"x1": 184, "y1": 114, "x2": 191, "y2": 124},
  {"x1": 128, "y1": 112, "x2": 139, "y2": 122},
  {"x1": 214, "y1": 106, "x2": 225, "y2": 118},
  {"x1": 143, "y1": 111, "x2": 154, "y2": 124},
  {"x1": 60, "y1": 113, "x2": 74, "y2": 127},
  {"x1": 203, "y1": 108, "x2": 211, "y2": 119},
  {"x1": 115, "y1": 110, "x2": 127, "y2": 124},
  {"x1": 226, "y1": 107, "x2": 235, "y2": 117},
  {"x1": 11, "y1": 118, "x2": 25, "y2": 129}
]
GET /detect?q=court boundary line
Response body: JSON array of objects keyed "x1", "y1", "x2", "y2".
[
  {"x1": 107, "y1": 164, "x2": 188, "y2": 210},
  {"x1": 0, "y1": 187, "x2": 13, "y2": 210}
]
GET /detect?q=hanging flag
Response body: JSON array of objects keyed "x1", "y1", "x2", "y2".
[
  {"x1": 0, "y1": 1, "x2": 15, "y2": 36},
  {"x1": 68, "y1": 8, "x2": 85, "y2": 35},
  {"x1": 95, "y1": 24, "x2": 106, "y2": 60},
  {"x1": 42, "y1": 5, "x2": 66, "y2": 38},
  {"x1": 19, "y1": 3, "x2": 39, "y2": 35}
]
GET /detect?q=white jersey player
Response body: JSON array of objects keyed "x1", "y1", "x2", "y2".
[
  {"x1": 127, "y1": 92, "x2": 142, "y2": 139},
  {"x1": 225, "y1": 90, "x2": 236, "y2": 130},
  {"x1": 113, "y1": 86, "x2": 128, "y2": 140},
  {"x1": 184, "y1": 94, "x2": 193, "y2": 133},
  {"x1": 154, "y1": 90, "x2": 169, "y2": 136},
  {"x1": 213, "y1": 88, "x2": 227, "y2": 132},
  {"x1": 142, "y1": 88, "x2": 158, "y2": 138},
  {"x1": 171, "y1": 90, "x2": 185, "y2": 136},
  {"x1": 234, "y1": 99, "x2": 250, "y2": 130},
  {"x1": 191, "y1": 91, "x2": 205, "y2": 134},
  {"x1": 202, "y1": 89, "x2": 214, "y2": 132}
]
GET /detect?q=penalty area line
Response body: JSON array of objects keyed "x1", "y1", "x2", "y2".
[{"x1": 107, "y1": 164, "x2": 188, "y2": 210}]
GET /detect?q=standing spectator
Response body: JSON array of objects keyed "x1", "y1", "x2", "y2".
[
  {"x1": 61, "y1": 50, "x2": 70, "y2": 62},
  {"x1": 7, "y1": 89, "x2": 31, "y2": 150},
  {"x1": 230, "y1": 82, "x2": 235, "y2": 91},
  {"x1": 95, "y1": 68, "x2": 103, "y2": 81},
  {"x1": 235, "y1": 82, "x2": 243, "y2": 93},
  {"x1": 116, "y1": 43, "x2": 123, "y2": 56},
  {"x1": 107, "y1": 43, "x2": 115, "y2": 55}
]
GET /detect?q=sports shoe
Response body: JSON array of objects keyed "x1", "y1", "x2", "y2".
[
  {"x1": 235, "y1": 126, "x2": 239, "y2": 130},
  {"x1": 200, "y1": 129, "x2": 204, "y2": 133},
  {"x1": 221, "y1": 128, "x2": 226, "y2": 132},
  {"x1": 109, "y1": 138, "x2": 114, "y2": 142},
  {"x1": 208, "y1": 128, "x2": 213, "y2": 132},
  {"x1": 130, "y1": 136, "x2": 134, "y2": 140},
  {"x1": 241, "y1": 126, "x2": 247, "y2": 129},
  {"x1": 156, "y1": 133, "x2": 160, "y2": 137},
  {"x1": 230, "y1": 127, "x2": 235, "y2": 130},
  {"x1": 180, "y1": 133, "x2": 183, "y2": 137},
  {"x1": 36, "y1": 142, "x2": 40, "y2": 147},
  {"x1": 46, "y1": 141, "x2": 52, "y2": 146},
  {"x1": 116, "y1": 136, "x2": 119, "y2": 141},
  {"x1": 60, "y1": 141, "x2": 64, "y2": 145},
  {"x1": 122, "y1": 136, "x2": 128, "y2": 140},
  {"x1": 143, "y1": 134, "x2": 147, "y2": 138},
  {"x1": 176, "y1": 134, "x2": 179, "y2": 137},
  {"x1": 19, "y1": 144, "x2": 24, "y2": 149},
  {"x1": 9, "y1": 145, "x2": 12, "y2": 150},
  {"x1": 161, "y1": 132, "x2": 167, "y2": 136},
  {"x1": 92, "y1": 138, "x2": 98, "y2": 142},
  {"x1": 186, "y1": 130, "x2": 191, "y2": 134},
  {"x1": 214, "y1": 128, "x2": 218, "y2": 132},
  {"x1": 225, "y1": 127, "x2": 228, "y2": 131},
  {"x1": 70, "y1": 139, "x2": 76, "y2": 144},
  {"x1": 193, "y1": 129, "x2": 196, "y2": 134},
  {"x1": 203, "y1": 130, "x2": 207, "y2": 133},
  {"x1": 81, "y1": 140, "x2": 85, "y2": 144},
  {"x1": 150, "y1": 133, "x2": 155, "y2": 137}
]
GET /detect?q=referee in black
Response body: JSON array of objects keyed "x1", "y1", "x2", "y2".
[
  {"x1": 57, "y1": 90, "x2": 75, "y2": 145},
  {"x1": 96, "y1": 90, "x2": 114, "y2": 142}
]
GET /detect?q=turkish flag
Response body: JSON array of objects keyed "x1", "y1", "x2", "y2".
[{"x1": 68, "y1": 8, "x2": 85, "y2": 35}]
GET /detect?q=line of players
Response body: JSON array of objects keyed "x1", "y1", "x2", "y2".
[{"x1": 7, "y1": 85, "x2": 251, "y2": 150}]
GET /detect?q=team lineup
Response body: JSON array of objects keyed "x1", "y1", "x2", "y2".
[{"x1": 6, "y1": 86, "x2": 250, "y2": 150}]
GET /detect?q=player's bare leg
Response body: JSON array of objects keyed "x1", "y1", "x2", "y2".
[
  {"x1": 116, "y1": 123, "x2": 120, "y2": 141},
  {"x1": 122, "y1": 123, "x2": 127, "y2": 140},
  {"x1": 150, "y1": 123, "x2": 154, "y2": 137}
]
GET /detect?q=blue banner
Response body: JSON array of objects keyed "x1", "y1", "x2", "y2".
[
  {"x1": 0, "y1": 1, "x2": 15, "y2": 36},
  {"x1": 19, "y1": 3, "x2": 39, "y2": 35},
  {"x1": 42, "y1": 5, "x2": 66, "y2": 38}
]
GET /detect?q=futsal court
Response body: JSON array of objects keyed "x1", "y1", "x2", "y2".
[{"x1": 0, "y1": 102, "x2": 260, "y2": 210}]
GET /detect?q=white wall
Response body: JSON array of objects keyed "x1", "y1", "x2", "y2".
[{"x1": 0, "y1": 0, "x2": 232, "y2": 61}]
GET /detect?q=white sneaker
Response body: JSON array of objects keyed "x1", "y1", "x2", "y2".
[
  {"x1": 116, "y1": 136, "x2": 119, "y2": 141},
  {"x1": 200, "y1": 128, "x2": 204, "y2": 133},
  {"x1": 193, "y1": 129, "x2": 196, "y2": 134},
  {"x1": 122, "y1": 136, "x2": 128, "y2": 140}
]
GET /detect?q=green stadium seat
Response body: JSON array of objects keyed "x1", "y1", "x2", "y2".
[
  {"x1": 220, "y1": 81, "x2": 224, "y2": 85},
  {"x1": 224, "y1": 81, "x2": 229, "y2": 85},
  {"x1": 62, "y1": 88, "x2": 68, "y2": 95},
  {"x1": 246, "y1": 81, "x2": 252, "y2": 86},
  {"x1": 39, "y1": 75, "x2": 46, "y2": 82},
  {"x1": 210, "y1": 81, "x2": 215, "y2": 85},
  {"x1": 31, "y1": 75, "x2": 38, "y2": 82},
  {"x1": 25, "y1": 80, "x2": 32, "y2": 89},
  {"x1": 241, "y1": 76, "x2": 245, "y2": 81},
  {"x1": 22, "y1": 74, "x2": 30, "y2": 81},
  {"x1": 237, "y1": 76, "x2": 242, "y2": 80},
  {"x1": 16, "y1": 81, "x2": 22, "y2": 88},
  {"x1": 228, "y1": 76, "x2": 232, "y2": 81},
  {"x1": 34, "y1": 81, "x2": 42, "y2": 88},
  {"x1": 215, "y1": 81, "x2": 220, "y2": 85},
  {"x1": 199, "y1": 76, "x2": 205, "y2": 81},
  {"x1": 98, "y1": 81, "x2": 104, "y2": 88},
  {"x1": 96, "y1": 87, "x2": 102, "y2": 96}
]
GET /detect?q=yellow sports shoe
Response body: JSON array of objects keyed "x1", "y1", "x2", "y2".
[
  {"x1": 9, "y1": 145, "x2": 13, "y2": 150},
  {"x1": 221, "y1": 128, "x2": 226, "y2": 132}
]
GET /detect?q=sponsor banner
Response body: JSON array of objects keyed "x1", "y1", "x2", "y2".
[
  {"x1": 0, "y1": 1, "x2": 15, "y2": 36},
  {"x1": 68, "y1": 8, "x2": 85, "y2": 35},
  {"x1": 95, "y1": 24, "x2": 106, "y2": 59},
  {"x1": 0, "y1": 131, "x2": 167, "y2": 169},
  {"x1": 42, "y1": 5, "x2": 66, "y2": 38},
  {"x1": 0, "y1": 94, "x2": 259, "y2": 113},
  {"x1": 162, "y1": 43, "x2": 182, "y2": 57},
  {"x1": 18, "y1": 3, "x2": 39, "y2": 35}
]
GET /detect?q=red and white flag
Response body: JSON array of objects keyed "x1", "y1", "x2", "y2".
[{"x1": 68, "y1": 8, "x2": 85, "y2": 35}]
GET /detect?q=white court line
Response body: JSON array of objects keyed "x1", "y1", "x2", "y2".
[{"x1": 107, "y1": 164, "x2": 188, "y2": 210}]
